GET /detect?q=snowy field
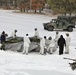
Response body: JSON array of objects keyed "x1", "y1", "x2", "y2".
[{"x1": 0, "y1": 9, "x2": 76, "y2": 75}]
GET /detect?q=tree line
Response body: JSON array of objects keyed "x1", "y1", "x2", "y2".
[
  {"x1": 0, "y1": 0, "x2": 46, "y2": 13},
  {"x1": 46, "y1": 0, "x2": 76, "y2": 15},
  {"x1": 19, "y1": 0, "x2": 76, "y2": 15},
  {"x1": 0, "y1": 0, "x2": 76, "y2": 15},
  {"x1": 19, "y1": 0, "x2": 46, "y2": 13}
]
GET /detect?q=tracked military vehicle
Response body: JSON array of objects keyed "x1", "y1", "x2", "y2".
[{"x1": 43, "y1": 15, "x2": 76, "y2": 32}]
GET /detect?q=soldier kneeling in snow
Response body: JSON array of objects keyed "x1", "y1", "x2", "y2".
[{"x1": 47, "y1": 37, "x2": 55, "y2": 54}]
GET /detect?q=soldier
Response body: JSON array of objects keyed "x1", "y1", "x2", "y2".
[
  {"x1": 39, "y1": 36, "x2": 46, "y2": 55},
  {"x1": 34, "y1": 28, "x2": 39, "y2": 38},
  {"x1": 54, "y1": 31, "x2": 60, "y2": 50},
  {"x1": 1, "y1": 31, "x2": 8, "y2": 50},
  {"x1": 22, "y1": 34, "x2": 30, "y2": 55},
  {"x1": 58, "y1": 35, "x2": 66, "y2": 55},
  {"x1": 47, "y1": 37, "x2": 55, "y2": 54},
  {"x1": 65, "y1": 33, "x2": 71, "y2": 54},
  {"x1": 12, "y1": 29, "x2": 17, "y2": 38},
  {"x1": 1, "y1": 31, "x2": 6, "y2": 44}
]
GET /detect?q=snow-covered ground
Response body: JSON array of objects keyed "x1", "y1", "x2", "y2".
[{"x1": 0, "y1": 9, "x2": 76, "y2": 75}]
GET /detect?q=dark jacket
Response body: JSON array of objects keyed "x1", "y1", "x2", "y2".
[
  {"x1": 1, "y1": 34, "x2": 6, "y2": 43},
  {"x1": 58, "y1": 35, "x2": 66, "y2": 46}
]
